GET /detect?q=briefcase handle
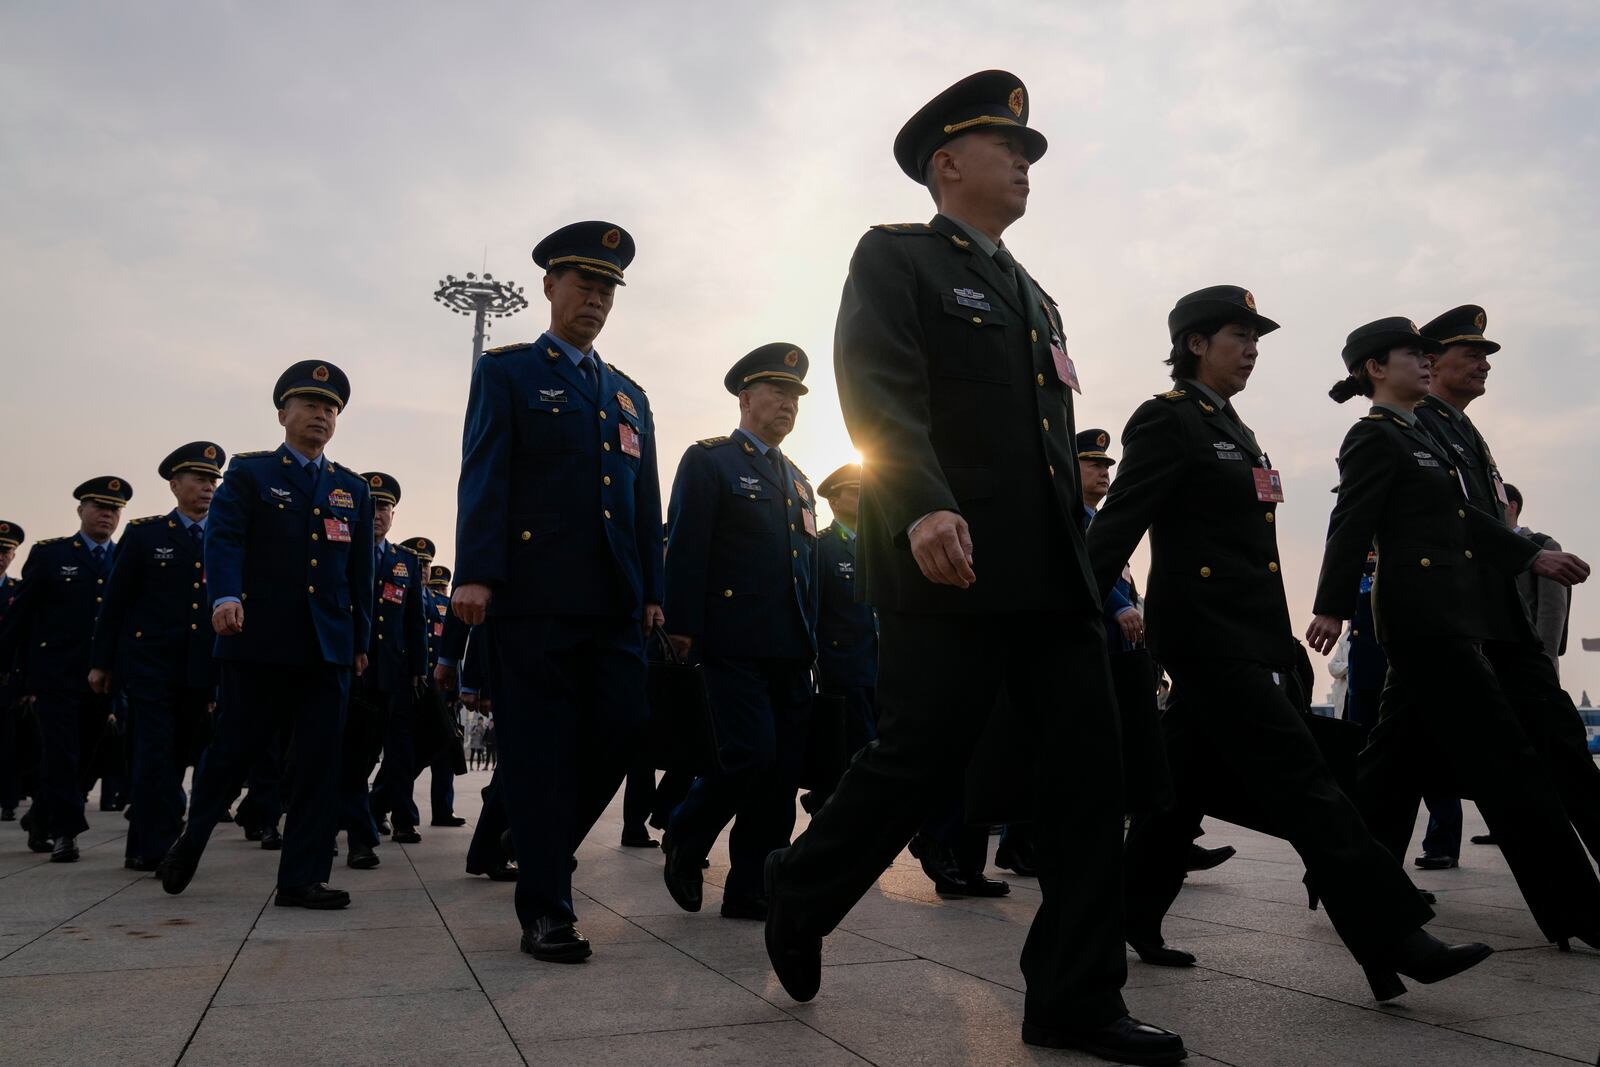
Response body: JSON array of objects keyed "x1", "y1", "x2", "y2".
[{"x1": 651, "y1": 626, "x2": 683, "y2": 666}]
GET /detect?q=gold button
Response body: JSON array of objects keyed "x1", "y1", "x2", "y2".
[
  {"x1": 192, "y1": 583, "x2": 200, "y2": 589},
  {"x1": 190, "y1": 624, "x2": 197, "y2": 631},
  {"x1": 1268, "y1": 562, "x2": 1279, "y2": 573},
  {"x1": 190, "y1": 603, "x2": 198, "y2": 609},
  {"x1": 790, "y1": 523, "x2": 796, "y2": 531},
  {"x1": 1465, "y1": 550, "x2": 1473, "y2": 559},
  {"x1": 792, "y1": 549, "x2": 799, "y2": 558},
  {"x1": 378, "y1": 634, "x2": 385, "y2": 640},
  {"x1": 38, "y1": 642, "x2": 46, "y2": 648},
  {"x1": 787, "y1": 498, "x2": 794, "y2": 507},
  {"x1": 1031, "y1": 329, "x2": 1038, "y2": 343},
  {"x1": 1041, "y1": 418, "x2": 1050, "y2": 430},
  {"x1": 195, "y1": 562, "x2": 202, "y2": 569},
  {"x1": 1265, "y1": 513, "x2": 1275, "y2": 523},
  {"x1": 1200, "y1": 566, "x2": 1212, "y2": 577},
  {"x1": 135, "y1": 631, "x2": 142, "y2": 638},
  {"x1": 1420, "y1": 558, "x2": 1431, "y2": 568},
  {"x1": 1448, "y1": 469, "x2": 1457, "y2": 476},
  {"x1": 97, "y1": 578, "x2": 104, "y2": 585},
  {"x1": 603, "y1": 476, "x2": 612, "y2": 486},
  {"x1": 378, "y1": 615, "x2": 385, "y2": 622},
  {"x1": 599, "y1": 410, "x2": 608, "y2": 420},
  {"x1": 278, "y1": 503, "x2": 285, "y2": 510},
  {"x1": 308, "y1": 585, "x2": 316, "y2": 592},
  {"x1": 310, "y1": 559, "x2": 318, "y2": 567},
  {"x1": 1458, "y1": 509, "x2": 1466, "y2": 518},
  {"x1": 96, "y1": 596, "x2": 103, "y2": 603},
  {"x1": 521, "y1": 531, "x2": 531, "y2": 541},
  {"x1": 603, "y1": 442, "x2": 612, "y2": 452},
  {"x1": 312, "y1": 533, "x2": 319, "y2": 541},
  {"x1": 1351, "y1": 628, "x2": 1360, "y2": 637},
  {"x1": 603, "y1": 509, "x2": 612, "y2": 519},
  {"x1": 313, "y1": 508, "x2": 321, "y2": 516},
  {"x1": 831, "y1": 640, "x2": 839, "y2": 647},
  {"x1": 1036, "y1": 373, "x2": 1045, "y2": 386},
  {"x1": 971, "y1": 315, "x2": 982, "y2": 324},
  {"x1": 723, "y1": 589, "x2": 733, "y2": 598}
]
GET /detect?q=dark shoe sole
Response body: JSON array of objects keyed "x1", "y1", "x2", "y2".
[
  {"x1": 1130, "y1": 942, "x2": 1197, "y2": 968},
  {"x1": 1185, "y1": 845, "x2": 1237, "y2": 873},
  {"x1": 662, "y1": 851, "x2": 703, "y2": 913},
  {"x1": 260, "y1": 838, "x2": 282, "y2": 851},
  {"x1": 392, "y1": 834, "x2": 422, "y2": 844},
  {"x1": 523, "y1": 941, "x2": 592, "y2": 963},
  {"x1": 275, "y1": 892, "x2": 351, "y2": 910},
  {"x1": 347, "y1": 853, "x2": 380, "y2": 870},
  {"x1": 763, "y1": 850, "x2": 821, "y2": 1002},
  {"x1": 1399, "y1": 943, "x2": 1493, "y2": 985},
  {"x1": 1412, "y1": 857, "x2": 1458, "y2": 870},
  {"x1": 50, "y1": 850, "x2": 80, "y2": 863},
  {"x1": 1021, "y1": 1023, "x2": 1187, "y2": 1064}
]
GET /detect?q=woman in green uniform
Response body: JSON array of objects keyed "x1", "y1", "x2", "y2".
[
  {"x1": 1307, "y1": 317, "x2": 1600, "y2": 961},
  {"x1": 1088, "y1": 288, "x2": 1492, "y2": 1002}
]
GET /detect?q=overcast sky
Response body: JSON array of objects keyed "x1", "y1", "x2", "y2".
[{"x1": 3, "y1": 1, "x2": 1598, "y2": 701}]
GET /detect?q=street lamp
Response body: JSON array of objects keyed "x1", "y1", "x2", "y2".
[{"x1": 433, "y1": 271, "x2": 530, "y2": 368}]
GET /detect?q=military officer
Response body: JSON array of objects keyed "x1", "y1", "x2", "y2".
[
  {"x1": 1309, "y1": 316, "x2": 1600, "y2": 956},
  {"x1": 814, "y1": 463, "x2": 877, "y2": 765},
  {"x1": 0, "y1": 521, "x2": 25, "y2": 821},
  {"x1": 0, "y1": 477, "x2": 130, "y2": 861},
  {"x1": 158, "y1": 360, "x2": 373, "y2": 909},
  {"x1": 452, "y1": 220, "x2": 664, "y2": 961},
  {"x1": 661, "y1": 343, "x2": 820, "y2": 921},
  {"x1": 340, "y1": 489, "x2": 426, "y2": 866},
  {"x1": 88, "y1": 442, "x2": 225, "y2": 870},
  {"x1": 421, "y1": 560, "x2": 464, "y2": 826},
  {"x1": 1410, "y1": 305, "x2": 1600, "y2": 868},
  {"x1": 761, "y1": 73, "x2": 1180, "y2": 1065}
]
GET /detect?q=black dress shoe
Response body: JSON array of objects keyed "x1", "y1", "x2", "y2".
[
  {"x1": 347, "y1": 842, "x2": 380, "y2": 870},
  {"x1": 467, "y1": 860, "x2": 519, "y2": 882},
  {"x1": 375, "y1": 817, "x2": 392, "y2": 837},
  {"x1": 158, "y1": 833, "x2": 202, "y2": 895},
  {"x1": 430, "y1": 815, "x2": 467, "y2": 827},
  {"x1": 1413, "y1": 853, "x2": 1457, "y2": 870},
  {"x1": 720, "y1": 894, "x2": 769, "y2": 920},
  {"x1": 521, "y1": 917, "x2": 592, "y2": 963},
  {"x1": 620, "y1": 826, "x2": 658, "y2": 848},
  {"x1": 1418, "y1": 889, "x2": 1437, "y2": 905},
  {"x1": 218, "y1": 809, "x2": 234, "y2": 823},
  {"x1": 259, "y1": 827, "x2": 282, "y2": 851},
  {"x1": 500, "y1": 829, "x2": 516, "y2": 863},
  {"x1": 243, "y1": 825, "x2": 266, "y2": 842},
  {"x1": 934, "y1": 872, "x2": 1010, "y2": 899},
  {"x1": 1185, "y1": 843, "x2": 1236, "y2": 873},
  {"x1": 125, "y1": 857, "x2": 159, "y2": 872},
  {"x1": 1129, "y1": 939, "x2": 1197, "y2": 967},
  {"x1": 993, "y1": 840, "x2": 1038, "y2": 877},
  {"x1": 275, "y1": 883, "x2": 351, "y2": 909},
  {"x1": 392, "y1": 827, "x2": 422, "y2": 844},
  {"x1": 1364, "y1": 929, "x2": 1492, "y2": 1001},
  {"x1": 51, "y1": 835, "x2": 79, "y2": 863},
  {"x1": 1022, "y1": 1014, "x2": 1186, "y2": 1065},
  {"x1": 662, "y1": 841, "x2": 703, "y2": 912},
  {"x1": 27, "y1": 827, "x2": 54, "y2": 853},
  {"x1": 764, "y1": 849, "x2": 821, "y2": 1002},
  {"x1": 1470, "y1": 833, "x2": 1499, "y2": 846}
]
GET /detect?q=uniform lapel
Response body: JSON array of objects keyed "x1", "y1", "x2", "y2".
[
  {"x1": 163, "y1": 510, "x2": 196, "y2": 561},
  {"x1": 736, "y1": 434, "x2": 785, "y2": 492},
  {"x1": 930, "y1": 215, "x2": 1026, "y2": 317},
  {"x1": 540, "y1": 335, "x2": 595, "y2": 403}
]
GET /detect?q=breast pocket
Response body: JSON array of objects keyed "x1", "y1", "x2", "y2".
[
  {"x1": 932, "y1": 292, "x2": 1012, "y2": 383},
  {"x1": 520, "y1": 402, "x2": 585, "y2": 454}
]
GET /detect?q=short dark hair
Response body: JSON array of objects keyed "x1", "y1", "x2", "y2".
[
  {"x1": 1504, "y1": 482, "x2": 1523, "y2": 510},
  {"x1": 1166, "y1": 320, "x2": 1228, "y2": 380}
]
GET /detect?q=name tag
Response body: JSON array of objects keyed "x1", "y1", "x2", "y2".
[
  {"x1": 801, "y1": 507, "x2": 817, "y2": 538},
  {"x1": 381, "y1": 582, "x2": 406, "y2": 605},
  {"x1": 1252, "y1": 467, "x2": 1285, "y2": 503},
  {"x1": 1050, "y1": 339, "x2": 1080, "y2": 393},
  {"x1": 1417, "y1": 458, "x2": 1440, "y2": 468},
  {"x1": 619, "y1": 423, "x2": 642, "y2": 458},
  {"x1": 324, "y1": 517, "x2": 352, "y2": 543},
  {"x1": 1493, "y1": 474, "x2": 1509, "y2": 505},
  {"x1": 432, "y1": 621, "x2": 445, "y2": 637}
]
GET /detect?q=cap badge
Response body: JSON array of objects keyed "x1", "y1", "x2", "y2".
[
  {"x1": 312, "y1": 365, "x2": 330, "y2": 382},
  {"x1": 108, "y1": 479, "x2": 121, "y2": 491},
  {"x1": 1096, "y1": 432, "x2": 1108, "y2": 448},
  {"x1": 0, "y1": 523, "x2": 9, "y2": 532},
  {"x1": 203, "y1": 445, "x2": 218, "y2": 460},
  {"x1": 1473, "y1": 310, "x2": 1487, "y2": 331},
  {"x1": 783, "y1": 349, "x2": 799, "y2": 367},
  {"x1": 369, "y1": 475, "x2": 383, "y2": 487},
  {"x1": 1008, "y1": 87, "x2": 1024, "y2": 117},
  {"x1": 1243, "y1": 290, "x2": 1257, "y2": 311},
  {"x1": 601, "y1": 228, "x2": 622, "y2": 250}
]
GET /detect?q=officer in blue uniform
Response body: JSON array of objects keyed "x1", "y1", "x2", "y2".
[
  {"x1": 341, "y1": 474, "x2": 427, "y2": 867},
  {"x1": 0, "y1": 477, "x2": 131, "y2": 861},
  {"x1": 814, "y1": 463, "x2": 876, "y2": 762},
  {"x1": 661, "y1": 343, "x2": 819, "y2": 921},
  {"x1": 159, "y1": 360, "x2": 374, "y2": 909},
  {"x1": 421, "y1": 562, "x2": 464, "y2": 826},
  {"x1": 452, "y1": 220, "x2": 664, "y2": 961},
  {"x1": 88, "y1": 441, "x2": 225, "y2": 871},
  {"x1": 0, "y1": 521, "x2": 25, "y2": 822}
]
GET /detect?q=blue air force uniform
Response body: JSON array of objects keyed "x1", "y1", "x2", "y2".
[
  {"x1": 0, "y1": 478, "x2": 131, "y2": 847},
  {"x1": 90, "y1": 441, "x2": 226, "y2": 866},
  {"x1": 453, "y1": 221, "x2": 664, "y2": 939},
  {"x1": 0, "y1": 523, "x2": 24, "y2": 816},
  {"x1": 171, "y1": 362, "x2": 374, "y2": 893},
  {"x1": 664, "y1": 344, "x2": 820, "y2": 911},
  {"x1": 814, "y1": 464, "x2": 878, "y2": 762}
]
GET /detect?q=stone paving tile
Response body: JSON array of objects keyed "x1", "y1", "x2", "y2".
[
  {"x1": 0, "y1": 964, "x2": 224, "y2": 1067},
  {"x1": 542, "y1": 1019, "x2": 870, "y2": 1066},
  {"x1": 1452, "y1": 1006, "x2": 1600, "y2": 1063},
  {"x1": 213, "y1": 925, "x2": 477, "y2": 1008}
]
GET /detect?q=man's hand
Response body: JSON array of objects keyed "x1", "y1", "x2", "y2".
[
  {"x1": 910, "y1": 510, "x2": 975, "y2": 589},
  {"x1": 1305, "y1": 614, "x2": 1343, "y2": 656},
  {"x1": 453, "y1": 582, "x2": 493, "y2": 625},
  {"x1": 1532, "y1": 549, "x2": 1591, "y2": 586},
  {"x1": 668, "y1": 634, "x2": 692, "y2": 662},
  {"x1": 213, "y1": 601, "x2": 244, "y2": 635},
  {"x1": 87, "y1": 668, "x2": 111, "y2": 695},
  {"x1": 355, "y1": 652, "x2": 369, "y2": 677},
  {"x1": 433, "y1": 663, "x2": 457, "y2": 690},
  {"x1": 1115, "y1": 607, "x2": 1145, "y2": 645},
  {"x1": 643, "y1": 602, "x2": 665, "y2": 635}
]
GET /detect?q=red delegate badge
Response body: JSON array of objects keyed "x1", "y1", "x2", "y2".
[
  {"x1": 619, "y1": 423, "x2": 642, "y2": 458},
  {"x1": 381, "y1": 582, "x2": 406, "y2": 605},
  {"x1": 1051, "y1": 339, "x2": 1081, "y2": 394},
  {"x1": 801, "y1": 508, "x2": 817, "y2": 537},
  {"x1": 1253, "y1": 468, "x2": 1285, "y2": 503},
  {"x1": 324, "y1": 518, "x2": 352, "y2": 542}
]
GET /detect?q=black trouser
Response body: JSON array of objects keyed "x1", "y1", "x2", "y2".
[
  {"x1": 32, "y1": 690, "x2": 107, "y2": 838},
  {"x1": 0, "y1": 693, "x2": 23, "y2": 809},
  {"x1": 484, "y1": 614, "x2": 646, "y2": 928},
  {"x1": 668, "y1": 655, "x2": 812, "y2": 901},
  {"x1": 340, "y1": 685, "x2": 392, "y2": 848},
  {"x1": 125, "y1": 684, "x2": 209, "y2": 863},
  {"x1": 1486, "y1": 639, "x2": 1600, "y2": 864},
  {"x1": 1360, "y1": 640, "x2": 1600, "y2": 941},
  {"x1": 779, "y1": 611, "x2": 1127, "y2": 1030},
  {"x1": 466, "y1": 770, "x2": 511, "y2": 872},
  {"x1": 1127, "y1": 657, "x2": 1430, "y2": 964},
  {"x1": 186, "y1": 661, "x2": 348, "y2": 889},
  {"x1": 918, "y1": 787, "x2": 990, "y2": 877},
  {"x1": 622, "y1": 763, "x2": 655, "y2": 833}
]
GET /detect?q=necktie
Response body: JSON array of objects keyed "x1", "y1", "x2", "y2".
[
  {"x1": 304, "y1": 461, "x2": 318, "y2": 481},
  {"x1": 91, "y1": 545, "x2": 106, "y2": 573},
  {"x1": 189, "y1": 524, "x2": 203, "y2": 552},
  {"x1": 992, "y1": 247, "x2": 1026, "y2": 306},
  {"x1": 579, "y1": 355, "x2": 598, "y2": 390},
  {"x1": 766, "y1": 447, "x2": 786, "y2": 483},
  {"x1": 375, "y1": 547, "x2": 382, "y2": 574}
]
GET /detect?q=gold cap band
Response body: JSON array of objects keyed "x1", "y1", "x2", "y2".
[{"x1": 942, "y1": 115, "x2": 1022, "y2": 136}]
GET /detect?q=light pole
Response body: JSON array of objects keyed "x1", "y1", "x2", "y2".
[{"x1": 433, "y1": 272, "x2": 530, "y2": 368}]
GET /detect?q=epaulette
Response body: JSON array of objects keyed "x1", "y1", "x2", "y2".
[
  {"x1": 233, "y1": 450, "x2": 272, "y2": 459},
  {"x1": 1155, "y1": 389, "x2": 1186, "y2": 401},
  {"x1": 1361, "y1": 412, "x2": 1387, "y2": 421},
  {"x1": 607, "y1": 363, "x2": 646, "y2": 392},
  {"x1": 396, "y1": 542, "x2": 419, "y2": 557},
  {"x1": 33, "y1": 535, "x2": 69, "y2": 547},
  {"x1": 127, "y1": 515, "x2": 164, "y2": 527},
  {"x1": 790, "y1": 460, "x2": 810, "y2": 482},
  {"x1": 871, "y1": 222, "x2": 935, "y2": 234},
  {"x1": 697, "y1": 435, "x2": 732, "y2": 448},
  {"x1": 485, "y1": 342, "x2": 535, "y2": 356}
]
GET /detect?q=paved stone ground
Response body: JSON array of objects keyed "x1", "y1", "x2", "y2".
[{"x1": 2, "y1": 771, "x2": 1598, "y2": 1066}]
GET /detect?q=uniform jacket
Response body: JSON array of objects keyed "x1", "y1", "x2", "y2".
[
  {"x1": 816, "y1": 522, "x2": 877, "y2": 688},
  {"x1": 454, "y1": 333, "x2": 663, "y2": 619},
  {"x1": 1086, "y1": 504, "x2": 1139, "y2": 653},
  {"x1": 206, "y1": 445, "x2": 374, "y2": 666},
  {"x1": 0, "y1": 534, "x2": 117, "y2": 692},
  {"x1": 1516, "y1": 530, "x2": 1570, "y2": 661},
  {"x1": 422, "y1": 585, "x2": 451, "y2": 670},
  {"x1": 1414, "y1": 395, "x2": 1540, "y2": 644},
  {"x1": 665, "y1": 433, "x2": 818, "y2": 660},
  {"x1": 833, "y1": 216, "x2": 1098, "y2": 616},
  {"x1": 0, "y1": 575, "x2": 18, "y2": 700},
  {"x1": 366, "y1": 540, "x2": 427, "y2": 691},
  {"x1": 1312, "y1": 407, "x2": 1539, "y2": 642},
  {"x1": 1088, "y1": 384, "x2": 1295, "y2": 668},
  {"x1": 89, "y1": 510, "x2": 216, "y2": 691},
  {"x1": 1345, "y1": 554, "x2": 1388, "y2": 691}
]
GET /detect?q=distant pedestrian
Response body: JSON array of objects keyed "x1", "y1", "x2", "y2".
[
  {"x1": 468, "y1": 715, "x2": 486, "y2": 770},
  {"x1": 482, "y1": 718, "x2": 497, "y2": 770}
]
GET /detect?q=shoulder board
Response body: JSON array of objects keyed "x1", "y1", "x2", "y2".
[
  {"x1": 232, "y1": 449, "x2": 272, "y2": 459},
  {"x1": 485, "y1": 342, "x2": 535, "y2": 356},
  {"x1": 33, "y1": 535, "x2": 70, "y2": 547},
  {"x1": 606, "y1": 363, "x2": 646, "y2": 392},
  {"x1": 790, "y1": 460, "x2": 810, "y2": 482},
  {"x1": 870, "y1": 222, "x2": 936, "y2": 235},
  {"x1": 396, "y1": 543, "x2": 419, "y2": 557},
  {"x1": 1360, "y1": 412, "x2": 1387, "y2": 421},
  {"x1": 1155, "y1": 389, "x2": 1186, "y2": 401},
  {"x1": 697, "y1": 435, "x2": 732, "y2": 449},
  {"x1": 127, "y1": 515, "x2": 165, "y2": 527}
]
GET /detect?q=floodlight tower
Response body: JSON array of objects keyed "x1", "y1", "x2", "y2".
[{"x1": 433, "y1": 272, "x2": 530, "y2": 368}]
